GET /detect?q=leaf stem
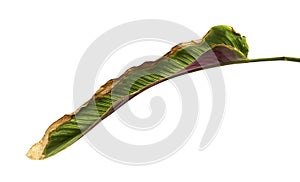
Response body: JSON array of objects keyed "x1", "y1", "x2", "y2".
[
  {"x1": 181, "y1": 57, "x2": 300, "y2": 75},
  {"x1": 248, "y1": 56, "x2": 300, "y2": 63},
  {"x1": 222, "y1": 56, "x2": 300, "y2": 67}
]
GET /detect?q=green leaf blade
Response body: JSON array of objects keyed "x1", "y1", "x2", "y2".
[{"x1": 27, "y1": 25, "x2": 249, "y2": 160}]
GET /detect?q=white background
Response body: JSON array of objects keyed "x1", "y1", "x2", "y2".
[{"x1": 1, "y1": 0, "x2": 300, "y2": 181}]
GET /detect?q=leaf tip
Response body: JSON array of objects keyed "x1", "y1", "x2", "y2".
[
  {"x1": 26, "y1": 114, "x2": 74, "y2": 160},
  {"x1": 26, "y1": 141, "x2": 46, "y2": 160}
]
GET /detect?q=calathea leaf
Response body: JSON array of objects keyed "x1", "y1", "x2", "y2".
[{"x1": 27, "y1": 25, "x2": 249, "y2": 160}]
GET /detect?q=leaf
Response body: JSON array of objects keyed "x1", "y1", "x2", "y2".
[{"x1": 27, "y1": 25, "x2": 249, "y2": 160}]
